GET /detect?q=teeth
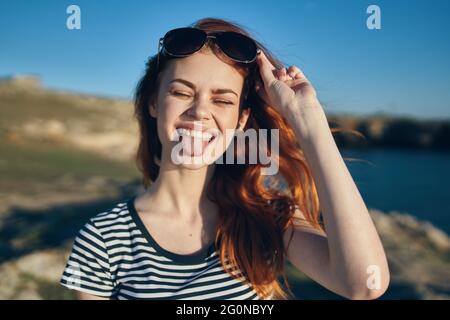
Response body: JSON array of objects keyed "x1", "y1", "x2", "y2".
[{"x1": 176, "y1": 128, "x2": 213, "y2": 141}]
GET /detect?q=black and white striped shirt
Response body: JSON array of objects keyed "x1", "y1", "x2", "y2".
[{"x1": 60, "y1": 196, "x2": 268, "y2": 300}]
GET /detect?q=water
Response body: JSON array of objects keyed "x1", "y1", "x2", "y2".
[{"x1": 341, "y1": 148, "x2": 450, "y2": 234}]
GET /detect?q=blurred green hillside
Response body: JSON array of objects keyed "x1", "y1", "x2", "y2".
[{"x1": 0, "y1": 76, "x2": 141, "y2": 211}]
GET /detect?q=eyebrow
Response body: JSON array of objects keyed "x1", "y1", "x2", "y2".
[{"x1": 169, "y1": 78, "x2": 239, "y2": 97}]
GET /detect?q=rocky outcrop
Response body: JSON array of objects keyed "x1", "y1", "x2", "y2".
[
  {"x1": 370, "y1": 209, "x2": 450, "y2": 299},
  {"x1": 0, "y1": 75, "x2": 42, "y2": 91}
]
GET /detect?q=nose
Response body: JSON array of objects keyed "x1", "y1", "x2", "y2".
[{"x1": 186, "y1": 98, "x2": 211, "y2": 120}]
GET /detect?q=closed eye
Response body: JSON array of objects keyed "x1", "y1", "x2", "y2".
[
  {"x1": 172, "y1": 92, "x2": 233, "y2": 105},
  {"x1": 215, "y1": 100, "x2": 234, "y2": 105},
  {"x1": 172, "y1": 91, "x2": 190, "y2": 97}
]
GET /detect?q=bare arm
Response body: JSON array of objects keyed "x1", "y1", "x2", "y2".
[
  {"x1": 283, "y1": 105, "x2": 390, "y2": 300},
  {"x1": 254, "y1": 49, "x2": 389, "y2": 299}
]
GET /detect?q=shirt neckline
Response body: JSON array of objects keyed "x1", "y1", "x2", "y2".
[{"x1": 126, "y1": 195, "x2": 217, "y2": 265}]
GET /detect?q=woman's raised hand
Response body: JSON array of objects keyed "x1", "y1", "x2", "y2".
[{"x1": 255, "y1": 50, "x2": 320, "y2": 114}]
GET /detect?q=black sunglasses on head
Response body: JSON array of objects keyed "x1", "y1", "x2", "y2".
[{"x1": 156, "y1": 27, "x2": 260, "y2": 70}]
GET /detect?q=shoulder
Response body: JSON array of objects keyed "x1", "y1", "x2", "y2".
[
  {"x1": 60, "y1": 199, "x2": 131, "y2": 297},
  {"x1": 67, "y1": 197, "x2": 136, "y2": 269},
  {"x1": 75, "y1": 197, "x2": 135, "y2": 244},
  {"x1": 90, "y1": 197, "x2": 133, "y2": 227}
]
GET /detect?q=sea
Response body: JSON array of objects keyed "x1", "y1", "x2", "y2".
[{"x1": 342, "y1": 148, "x2": 450, "y2": 234}]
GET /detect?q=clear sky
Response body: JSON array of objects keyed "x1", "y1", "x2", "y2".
[{"x1": 1, "y1": 0, "x2": 449, "y2": 120}]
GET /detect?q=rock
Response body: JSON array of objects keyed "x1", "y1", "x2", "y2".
[
  {"x1": 0, "y1": 75, "x2": 41, "y2": 90},
  {"x1": 370, "y1": 209, "x2": 450, "y2": 299},
  {"x1": 21, "y1": 119, "x2": 67, "y2": 142},
  {"x1": 0, "y1": 247, "x2": 73, "y2": 300}
]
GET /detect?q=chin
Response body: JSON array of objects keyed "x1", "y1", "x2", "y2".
[{"x1": 170, "y1": 140, "x2": 222, "y2": 168}]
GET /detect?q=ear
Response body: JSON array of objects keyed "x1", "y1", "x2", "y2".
[
  {"x1": 149, "y1": 103, "x2": 157, "y2": 118},
  {"x1": 237, "y1": 108, "x2": 251, "y2": 130}
]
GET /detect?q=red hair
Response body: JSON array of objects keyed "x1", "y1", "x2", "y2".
[{"x1": 133, "y1": 17, "x2": 363, "y2": 299}]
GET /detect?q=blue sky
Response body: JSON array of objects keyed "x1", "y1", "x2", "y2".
[{"x1": 1, "y1": 0, "x2": 449, "y2": 119}]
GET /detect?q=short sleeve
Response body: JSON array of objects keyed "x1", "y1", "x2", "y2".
[{"x1": 60, "y1": 217, "x2": 116, "y2": 298}]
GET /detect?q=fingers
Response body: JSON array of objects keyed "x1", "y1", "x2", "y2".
[
  {"x1": 287, "y1": 65, "x2": 305, "y2": 80},
  {"x1": 275, "y1": 67, "x2": 294, "y2": 81},
  {"x1": 274, "y1": 66, "x2": 305, "y2": 81},
  {"x1": 257, "y1": 49, "x2": 309, "y2": 88},
  {"x1": 256, "y1": 50, "x2": 277, "y2": 85}
]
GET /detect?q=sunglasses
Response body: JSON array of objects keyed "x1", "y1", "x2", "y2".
[{"x1": 156, "y1": 27, "x2": 261, "y2": 70}]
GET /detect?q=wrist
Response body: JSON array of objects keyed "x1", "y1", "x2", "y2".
[{"x1": 286, "y1": 102, "x2": 332, "y2": 144}]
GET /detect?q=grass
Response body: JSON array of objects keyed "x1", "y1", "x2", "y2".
[
  {"x1": 0, "y1": 88, "x2": 123, "y2": 128},
  {"x1": 0, "y1": 139, "x2": 140, "y2": 193}
]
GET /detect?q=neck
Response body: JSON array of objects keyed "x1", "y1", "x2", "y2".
[{"x1": 144, "y1": 156, "x2": 217, "y2": 223}]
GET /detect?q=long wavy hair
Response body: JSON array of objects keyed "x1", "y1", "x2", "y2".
[{"x1": 133, "y1": 17, "x2": 363, "y2": 299}]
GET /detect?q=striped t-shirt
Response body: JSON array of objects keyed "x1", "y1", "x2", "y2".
[{"x1": 60, "y1": 196, "x2": 268, "y2": 300}]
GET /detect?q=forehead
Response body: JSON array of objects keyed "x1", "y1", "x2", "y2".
[{"x1": 160, "y1": 51, "x2": 244, "y2": 93}]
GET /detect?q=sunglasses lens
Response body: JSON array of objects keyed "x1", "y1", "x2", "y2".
[
  {"x1": 216, "y1": 32, "x2": 257, "y2": 62},
  {"x1": 163, "y1": 28, "x2": 206, "y2": 55}
]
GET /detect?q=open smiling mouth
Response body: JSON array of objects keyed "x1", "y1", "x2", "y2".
[{"x1": 175, "y1": 127, "x2": 218, "y2": 157}]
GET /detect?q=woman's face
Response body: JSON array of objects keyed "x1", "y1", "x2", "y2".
[{"x1": 150, "y1": 49, "x2": 251, "y2": 170}]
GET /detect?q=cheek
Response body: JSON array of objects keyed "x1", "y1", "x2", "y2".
[
  {"x1": 215, "y1": 112, "x2": 242, "y2": 148},
  {"x1": 154, "y1": 105, "x2": 175, "y2": 144},
  {"x1": 214, "y1": 107, "x2": 240, "y2": 132},
  {"x1": 221, "y1": 111, "x2": 240, "y2": 130},
  {"x1": 164, "y1": 102, "x2": 183, "y2": 116}
]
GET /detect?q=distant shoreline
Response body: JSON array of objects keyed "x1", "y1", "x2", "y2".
[
  {"x1": 2, "y1": 74, "x2": 450, "y2": 151},
  {"x1": 326, "y1": 112, "x2": 450, "y2": 151}
]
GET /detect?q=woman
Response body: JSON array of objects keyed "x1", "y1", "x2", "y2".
[{"x1": 60, "y1": 17, "x2": 390, "y2": 300}]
